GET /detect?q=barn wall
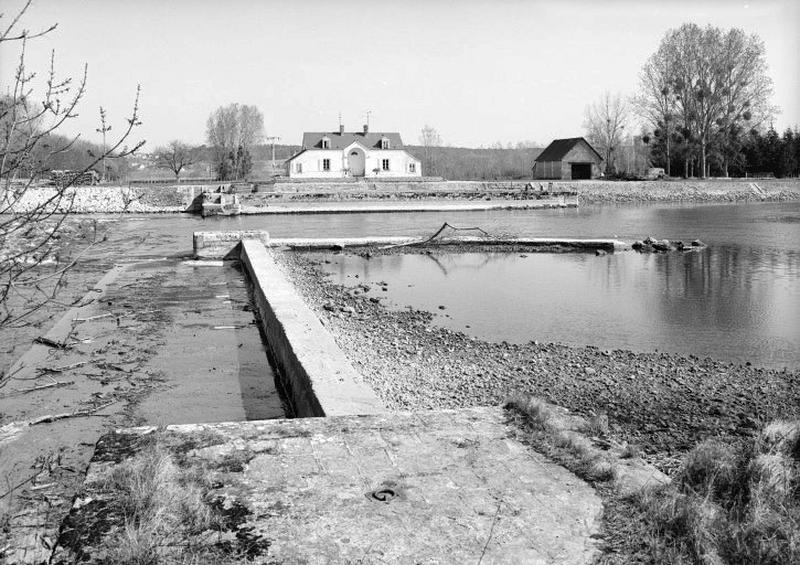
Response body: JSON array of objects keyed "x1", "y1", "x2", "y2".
[
  {"x1": 533, "y1": 160, "x2": 562, "y2": 179},
  {"x1": 562, "y1": 142, "x2": 602, "y2": 179}
]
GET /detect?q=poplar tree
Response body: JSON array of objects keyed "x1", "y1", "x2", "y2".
[{"x1": 637, "y1": 23, "x2": 774, "y2": 177}]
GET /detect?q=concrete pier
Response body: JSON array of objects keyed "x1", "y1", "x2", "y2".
[
  {"x1": 239, "y1": 240, "x2": 384, "y2": 417},
  {"x1": 193, "y1": 230, "x2": 629, "y2": 258}
]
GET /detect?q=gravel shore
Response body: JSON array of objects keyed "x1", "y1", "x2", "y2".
[{"x1": 276, "y1": 249, "x2": 800, "y2": 473}]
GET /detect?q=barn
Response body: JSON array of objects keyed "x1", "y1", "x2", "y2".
[{"x1": 532, "y1": 137, "x2": 603, "y2": 180}]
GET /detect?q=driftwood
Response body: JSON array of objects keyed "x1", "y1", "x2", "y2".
[
  {"x1": 381, "y1": 222, "x2": 491, "y2": 251},
  {"x1": 39, "y1": 361, "x2": 88, "y2": 374},
  {"x1": 72, "y1": 312, "x2": 113, "y2": 323},
  {"x1": 94, "y1": 361, "x2": 131, "y2": 373},
  {"x1": 0, "y1": 379, "x2": 74, "y2": 398},
  {"x1": 0, "y1": 470, "x2": 43, "y2": 501},
  {"x1": 33, "y1": 336, "x2": 72, "y2": 350},
  {"x1": 29, "y1": 400, "x2": 116, "y2": 426},
  {"x1": 28, "y1": 482, "x2": 56, "y2": 492}
]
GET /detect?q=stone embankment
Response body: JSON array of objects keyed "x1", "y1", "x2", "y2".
[
  {"x1": 5, "y1": 178, "x2": 799, "y2": 214},
  {"x1": 4, "y1": 185, "x2": 200, "y2": 213},
  {"x1": 576, "y1": 178, "x2": 800, "y2": 203},
  {"x1": 275, "y1": 251, "x2": 800, "y2": 474}
]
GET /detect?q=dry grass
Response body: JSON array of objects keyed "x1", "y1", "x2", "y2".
[
  {"x1": 96, "y1": 442, "x2": 259, "y2": 565},
  {"x1": 627, "y1": 421, "x2": 800, "y2": 564},
  {"x1": 508, "y1": 396, "x2": 618, "y2": 485},
  {"x1": 509, "y1": 396, "x2": 800, "y2": 563}
]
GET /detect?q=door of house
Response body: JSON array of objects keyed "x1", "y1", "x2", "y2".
[
  {"x1": 570, "y1": 163, "x2": 592, "y2": 180},
  {"x1": 348, "y1": 149, "x2": 365, "y2": 177}
]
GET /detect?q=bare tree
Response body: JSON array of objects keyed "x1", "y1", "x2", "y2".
[
  {"x1": 419, "y1": 124, "x2": 442, "y2": 176},
  {"x1": 155, "y1": 140, "x2": 196, "y2": 180},
  {"x1": 584, "y1": 92, "x2": 629, "y2": 175},
  {"x1": 206, "y1": 103, "x2": 264, "y2": 180},
  {"x1": 0, "y1": 1, "x2": 143, "y2": 329}
]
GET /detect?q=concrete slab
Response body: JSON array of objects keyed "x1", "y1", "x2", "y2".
[
  {"x1": 54, "y1": 407, "x2": 602, "y2": 564},
  {"x1": 0, "y1": 259, "x2": 284, "y2": 563}
]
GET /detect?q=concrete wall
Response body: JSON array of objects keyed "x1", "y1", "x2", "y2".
[
  {"x1": 194, "y1": 230, "x2": 271, "y2": 258},
  {"x1": 238, "y1": 240, "x2": 384, "y2": 417}
]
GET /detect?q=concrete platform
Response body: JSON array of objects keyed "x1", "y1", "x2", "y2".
[
  {"x1": 193, "y1": 231, "x2": 629, "y2": 259},
  {"x1": 53, "y1": 407, "x2": 602, "y2": 564},
  {"x1": 238, "y1": 198, "x2": 576, "y2": 215}
]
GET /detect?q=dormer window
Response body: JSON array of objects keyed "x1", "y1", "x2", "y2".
[
  {"x1": 321, "y1": 136, "x2": 331, "y2": 149},
  {"x1": 381, "y1": 137, "x2": 390, "y2": 150}
]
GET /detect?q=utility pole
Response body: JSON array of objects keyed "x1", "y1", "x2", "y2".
[{"x1": 266, "y1": 136, "x2": 281, "y2": 171}]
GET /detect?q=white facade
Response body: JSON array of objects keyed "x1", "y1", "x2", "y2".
[{"x1": 287, "y1": 138, "x2": 421, "y2": 179}]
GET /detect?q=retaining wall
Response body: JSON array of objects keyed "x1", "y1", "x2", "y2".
[
  {"x1": 6, "y1": 179, "x2": 800, "y2": 214},
  {"x1": 239, "y1": 239, "x2": 384, "y2": 417}
]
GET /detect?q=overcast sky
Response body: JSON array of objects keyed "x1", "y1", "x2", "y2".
[{"x1": 2, "y1": 0, "x2": 798, "y2": 150}]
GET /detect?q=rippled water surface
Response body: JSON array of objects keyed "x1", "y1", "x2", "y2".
[{"x1": 112, "y1": 201, "x2": 800, "y2": 369}]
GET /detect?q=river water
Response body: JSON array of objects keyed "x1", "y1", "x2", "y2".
[{"x1": 109, "y1": 201, "x2": 799, "y2": 370}]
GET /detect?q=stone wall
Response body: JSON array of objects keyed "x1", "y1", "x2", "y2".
[
  {"x1": 575, "y1": 179, "x2": 800, "y2": 203},
  {"x1": 5, "y1": 185, "x2": 199, "y2": 213},
  {"x1": 4, "y1": 178, "x2": 799, "y2": 213}
]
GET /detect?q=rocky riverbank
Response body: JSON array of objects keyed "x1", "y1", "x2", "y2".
[
  {"x1": 5, "y1": 178, "x2": 800, "y2": 214},
  {"x1": 275, "y1": 250, "x2": 800, "y2": 473},
  {"x1": 576, "y1": 178, "x2": 800, "y2": 204}
]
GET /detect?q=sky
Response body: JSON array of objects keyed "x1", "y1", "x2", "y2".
[{"x1": 1, "y1": 0, "x2": 798, "y2": 150}]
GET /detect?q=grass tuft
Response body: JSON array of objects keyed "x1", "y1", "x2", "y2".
[
  {"x1": 632, "y1": 421, "x2": 800, "y2": 564},
  {"x1": 93, "y1": 440, "x2": 264, "y2": 564},
  {"x1": 509, "y1": 396, "x2": 800, "y2": 563}
]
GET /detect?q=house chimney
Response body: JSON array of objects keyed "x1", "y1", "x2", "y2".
[
  {"x1": 363, "y1": 124, "x2": 369, "y2": 134},
  {"x1": 339, "y1": 124, "x2": 344, "y2": 135}
]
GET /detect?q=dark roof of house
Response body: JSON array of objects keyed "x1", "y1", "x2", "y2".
[
  {"x1": 301, "y1": 131, "x2": 404, "y2": 150},
  {"x1": 534, "y1": 137, "x2": 603, "y2": 163}
]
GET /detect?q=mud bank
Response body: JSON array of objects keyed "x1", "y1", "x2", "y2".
[{"x1": 276, "y1": 250, "x2": 800, "y2": 473}]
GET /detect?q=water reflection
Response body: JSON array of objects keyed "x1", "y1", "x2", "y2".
[
  {"x1": 319, "y1": 246, "x2": 800, "y2": 370},
  {"x1": 104, "y1": 201, "x2": 800, "y2": 369}
]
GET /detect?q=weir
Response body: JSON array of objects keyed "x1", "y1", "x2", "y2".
[{"x1": 40, "y1": 230, "x2": 654, "y2": 563}]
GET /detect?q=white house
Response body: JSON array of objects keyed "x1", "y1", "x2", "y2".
[{"x1": 286, "y1": 125, "x2": 422, "y2": 179}]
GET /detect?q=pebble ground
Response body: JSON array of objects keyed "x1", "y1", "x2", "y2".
[{"x1": 276, "y1": 250, "x2": 800, "y2": 473}]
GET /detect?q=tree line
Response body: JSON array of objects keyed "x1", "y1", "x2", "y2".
[{"x1": 585, "y1": 22, "x2": 797, "y2": 179}]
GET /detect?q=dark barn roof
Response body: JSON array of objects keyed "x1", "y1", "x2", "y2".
[
  {"x1": 534, "y1": 137, "x2": 603, "y2": 162},
  {"x1": 302, "y1": 132, "x2": 404, "y2": 150}
]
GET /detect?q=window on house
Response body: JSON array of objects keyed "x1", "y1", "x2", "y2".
[
  {"x1": 322, "y1": 137, "x2": 330, "y2": 149},
  {"x1": 381, "y1": 138, "x2": 390, "y2": 149},
  {"x1": 409, "y1": 163, "x2": 416, "y2": 173},
  {"x1": 296, "y1": 163, "x2": 302, "y2": 173},
  {"x1": 323, "y1": 159, "x2": 330, "y2": 171},
  {"x1": 382, "y1": 159, "x2": 390, "y2": 171}
]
